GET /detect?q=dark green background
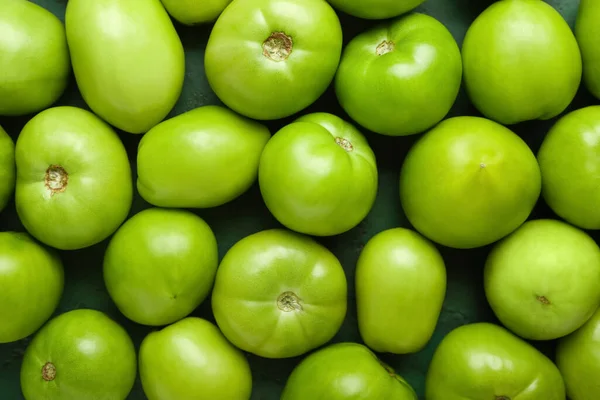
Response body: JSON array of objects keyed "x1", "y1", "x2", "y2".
[{"x1": 0, "y1": 0, "x2": 595, "y2": 398}]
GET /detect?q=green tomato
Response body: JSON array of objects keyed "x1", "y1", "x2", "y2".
[
  {"x1": 0, "y1": 125, "x2": 15, "y2": 212},
  {"x1": 425, "y1": 322, "x2": 566, "y2": 399},
  {"x1": 20, "y1": 309, "x2": 137, "y2": 400},
  {"x1": 0, "y1": 0, "x2": 70, "y2": 117},
  {"x1": 0, "y1": 232, "x2": 63, "y2": 343},
  {"x1": 137, "y1": 105, "x2": 271, "y2": 208},
  {"x1": 259, "y1": 112, "x2": 378, "y2": 236},
  {"x1": 462, "y1": 0, "x2": 582, "y2": 125},
  {"x1": 211, "y1": 229, "x2": 347, "y2": 359},
  {"x1": 326, "y1": 0, "x2": 425, "y2": 20},
  {"x1": 484, "y1": 219, "x2": 600, "y2": 341},
  {"x1": 576, "y1": 0, "x2": 600, "y2": 99},
  {"x1": 556, "y1": 307, "x2": 600, "y2": 400},
  {"x1": 399, "y1": 116, "x2": 541, "y2": 249},
  {"x1": 15, "y1": 106, "x2": 133, "y2": 251},
  {"x1": 356, "y1": 228, "x2": 446, "y2": 354},
  {"x1": 335, "y1": 13, "x2": 462, "y2": 136},
  {"x1": 537, "y1": 106, "x2": 600, "y2": 230},
  {"x1": 139, "y1": 317, "x2": 252, "y2": 400},
  {"x1": 65, "y1": 0, "x2": 185, "y2": 134},
  {"x1": 204, "y1": 0, "x2": 343, "y2": 120},
  {"x1": 160, "y1": 0, "x2": 233, "y2": 25},
  {"x1": 103, "y1": 208, "x2": 219, "y2": 326},
  {"x1": 281, "y1": 342, "x2": 417, "y2": 400}
]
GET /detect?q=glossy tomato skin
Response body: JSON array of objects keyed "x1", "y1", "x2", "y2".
[
  {"x1": 139, "y1": 317, "x2": 252, "y2": 400},
  {"x1": 0, "y1": 125, "x2": 15, "y2": 212},
  {"x1": 211, "y1": 229, "x2": 347, "y2": 359},
  {"x1": 326, "y1": 0, "x2": 425, "y2": 20},
  {"x1": 20, "y1": 309, "x2": 137, "y2": 400},
  {"x1": 281, "y1": 342, "x2": 417, "y2": 400},
  {"x1": 259, "y1": 112, "x2": 378, "y2": 236},
  {"x1": 160, "y1": 0, "x2": 232, "y2": 25},
  {"x1": 204, "y1": 0, "x2": 343, "y2": 120},
  {"x1": 65, "y1": 0, "x2": 185, "y2": 134},
  {"x1": 425, "y1": 323, "x2": 566, "y2": 400},
  {"x1": 137, "y1": 105, "x2": 271, "y2": 209},
  {"x1": 0, "y1": 0, "x2": 70, "y2": 116},
  {"x1": 335, "y1": 13, "x2": 462, "y2": 136},
  {"x1": 0, "y1": 232, "x2": 64, "y2": 344},
  {"x1": 15, "y1": 106, "x2": 133, "y2": 251},
  {"x1": 576, "y1": 0, "x2": 600, "y2": 99}
]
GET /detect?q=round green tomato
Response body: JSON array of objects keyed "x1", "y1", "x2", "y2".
[
  {"x1": 282, "y1": 342, "x2": 417, "y2": 400},
  {"x1": 399, "y1": 116, "x2": 541, "y2": 249},
  {"x1": 0, "y1": 0, "x2": 70, "y2": 116},
  {"x1": 425, "y1": 323, "x2": 565, "y2": 400},
  {"x1": 576, "y1": 0, "x2": 600, "y2": 100},
  {"x1": 211, "y1": 229, "x2": 347, "y2": 359},
  {"x1": 103, "y1": 208, "x2": 219, "y2": 326},
  {"x1": 15, "y1": 106, "x2": 133, "y2": 251},
  {"x1": 556, "y1": 307, "x2": 600, "y2": 400},
  {"x1": 204, "y1": 0, "x2": 343, "y2": 120},
  {"x1": 20, "y1": 309, "x2": 137, "y2": 400},
  {"x1": 259, "y1": 112, "x2": 378, "y2": 236},
  {"x1": 326, "y1": 0, "x2": 425, "y2": 20},
  {"x1": 462, "y1": 0, "x2": 582, "y2": 125},
  {"x1": 137, "y1": 105, "x2": 271, "y2": 208},
  {"x1": 335, "y1": 12, "x2": 462, "y2": 136},
  {"x1": 0, "y1": 232, "x2": 63, "y2": 343},
  {"x1": 139, "y1": 317, "x2": 252, "y2": 400},
  {"x1": 160, "y1": 0, "x2": 233, "y2": 25},
  {"x1": 537, "y1": 106, "x2": 600, "y2": 230},
  {"x1": 484, "y1": 219, "x2": 600, "y2": 341},
  {"x1": 0, "y1": 125, "x2": 15, "y2": 212}
]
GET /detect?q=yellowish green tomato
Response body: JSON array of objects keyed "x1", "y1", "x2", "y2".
[
  {"x1": 326, "y1": 0, "x2": 425, "y2": 20},
  {"x1": 0, "y1": 125, "x2": 15, "y2": 212},
  {"x1": 160, "y1": 0, "x2": 233, "y2": 25},
  {"x1": 576, "y1": 0, "x2": 600, "y2": 99}
]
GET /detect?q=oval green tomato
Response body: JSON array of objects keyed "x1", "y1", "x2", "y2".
[
  {"x1": 211, "y1": 229, "x2": 347, "y2": 359},
  {"x1": 204, "y1": 0, "x2": 343, "y2": 120},
  {"x1": 576, "y1": 0, "x2": 600, "y2": 99},
  {"x1": 137, "y1": 105, "x2": 271, "y2": 208},
  {"x1": 281, "y1": 342, "x2": 417, "y2": 400},
  {"x1": 462, "y1": 0, "x2": 582, "y2": 125},
  {"x1": 356, "y1": 228, "x2": 446, "y2": 354},
  {"x1": 15, "y1": 106, "x2": 133, "y2": 251},
  {"x1": 425, "y1": 323, "x2": 565, "y2": 400},
  {"x1": 139, "y1": 317, "x2": 252, "y2": 400},
  {"x1": 326, "y1": 0, "x2": 425, "y2": 20},
  {"x1": 160, "y1": 0, "x2": 233, "y2": 25},
  {"x1": 259, "y1": 112, "x2": 378, "y2": 236},
  {"x1": 0, "y1": 232, "x2": 63, "y2": 343},
  {"x1": 0, "y1": 125, "x2": 15, "y2": 212},
  {"x1": 0, "y1": 0, "x2": 70, "y2": 117},
  {"x1": 399, "y1": 116, "x2": 541, "y2": 249},
  {"x1": 335, "y1": 12, "x2": 462, "y2": 136},
  {"x1": 103, "y1": 208, "x2": 219, "y2": 326},
  {"x1": 65, "y1": 0, "x2": 185, "y2": 134},
  {"x1": 20, "y1": 309, "x2": 137, "y2": 400}
]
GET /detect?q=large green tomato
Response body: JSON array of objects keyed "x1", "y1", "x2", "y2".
[
  {"x1": 356, "y1": 228, "x2": 446, "y2": 354},
  {"x1": 65, "y1": 0, "x2": 185, "y2": 134},
  {"x1": 0, "y1": 125, "x2": 15, "y2": 212},
  {"x1": 281, "y1": 342, "x2": 417, "y2": 400},
  {"x1": 576, "y1": 0, "x2": 600, "y2": 99},
  {"x1": 425, "y1": 323, "x2": 566, "y2": 399},
  {"x1": 103, "y1": 208, "x2": 219, "y2": 326},
  {"x1": 0, "y1": 232, "x2": 63, "y2": 343},
  {"x1": 326, "y1": 0, "x2": 425, "y2": 20},
  {"x1": 211, "y1": 229, "x2": 347, "y2": 359},
  {"x1": 160, "y1": 0, "x2": 232, "y2": 25},
  {"x1": 20, "y1": 309, "x2": 137, "y2": 400},
  {"x1": 139, "y1": 317, "x2": 252, "y2": 400},
  {"x1": 484, "y1": 219, "x2": 600, "y2": 341},
  {"x1": 556, "y1": 307, "x2": 600, "y2": 400},
  {"x1": 0, "y1": 0, "x2": 70, "y2": 116},
  {"x1": 537, "y1": 106, "x2": 600, "y2": 229},
  {"x1": 137, "y1": 105, "x2": 271, "y2": 208},
  {"x1": 204, "y1": 0, "x2": 343, "y2": 120},
  {"x1": 462, "y1": 0, "x2": 582, "y2": 125},
  {"x1": 399, "y1": 116, "x2": 541, "y2": 249},
  {"x1": 15, "y1": 106, "x2": 133, "y2": 251},
  {"x1": 259, "y1": 112, "x2": 378, "y2": 236},
  {"x1": 335, "y1": 13, "x2": 462, "y2": 136}
]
